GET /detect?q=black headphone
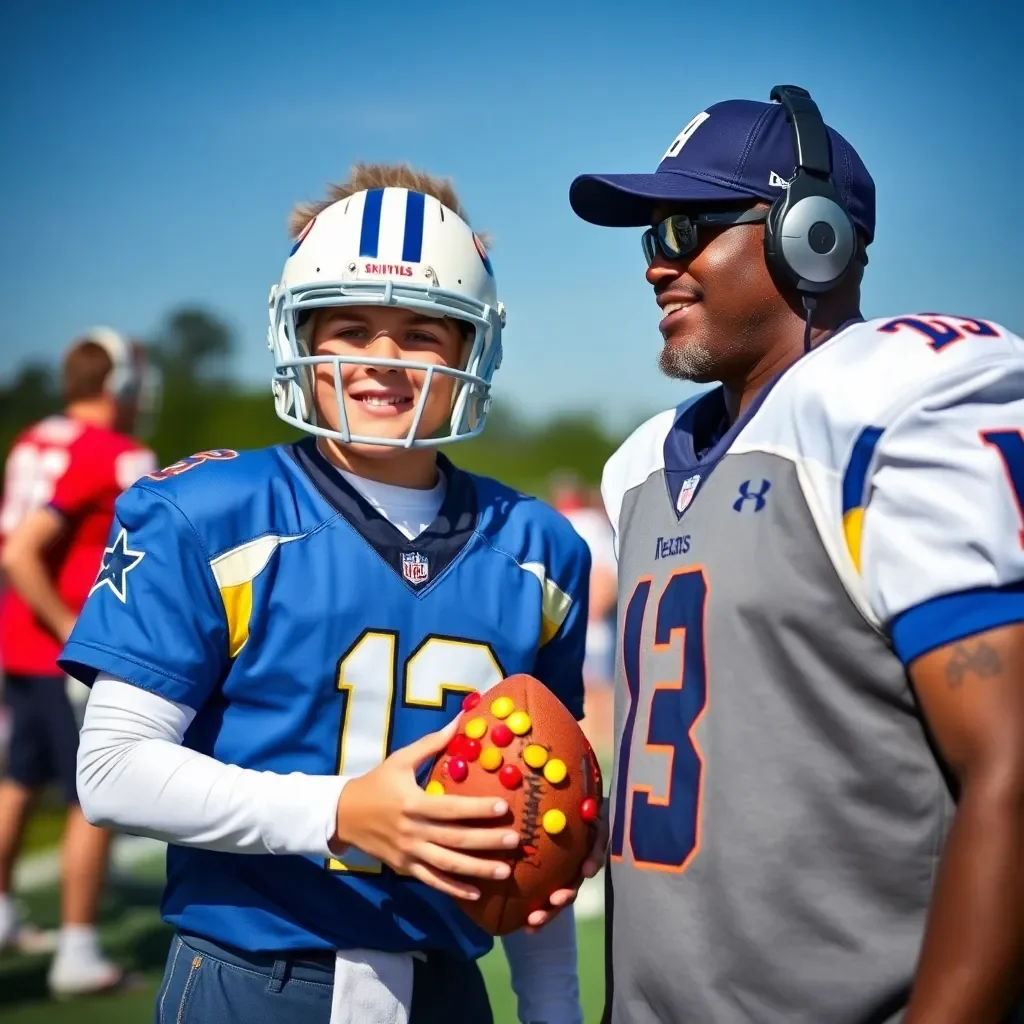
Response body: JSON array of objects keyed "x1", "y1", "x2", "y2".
[{"x1": 763, "y1": 85, "x2": 857, "y2": 301}]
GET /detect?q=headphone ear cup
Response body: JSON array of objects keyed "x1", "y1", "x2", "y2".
[
  {"x1": 779, "y1": 192, "x2": 856, "y2": 291},
  {"x1": 764, "y1": 174, "x2": 856, "y2": 293}
]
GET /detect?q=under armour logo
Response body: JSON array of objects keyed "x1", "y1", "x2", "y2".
[{"x1": 733, "y1": 479, "x2": 771, "y2": 512}]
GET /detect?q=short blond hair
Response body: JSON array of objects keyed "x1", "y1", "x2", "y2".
[{"x1": 288, "y1": 161, "x2": 489, "y2": 248}]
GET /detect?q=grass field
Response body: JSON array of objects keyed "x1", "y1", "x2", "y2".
[{"x1": 0, "y1": 839, "x2": 606, "y2": 1023}]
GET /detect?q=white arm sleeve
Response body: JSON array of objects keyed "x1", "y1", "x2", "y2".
[
  {"x1": 77, "y1": 675, "x2": 347, "y2": 858},
  {"x1": 500, "y1": 907, "x2": 582, "y2": 1024}
]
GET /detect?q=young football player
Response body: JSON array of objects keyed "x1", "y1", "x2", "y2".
[
  {"x1": 61, "y1": 165, "x2": 597, "y2": 1024},
  {"x1": 0, "y1": 328, "x2": 156, "y2": 996},
  {"x1": 570, "y1": 87, "x2": 1024, "y2": 1023}
]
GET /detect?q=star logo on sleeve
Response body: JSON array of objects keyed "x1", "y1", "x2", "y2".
[{"x1": 89, "y1": 528, "x2": 145, "y2": 603}]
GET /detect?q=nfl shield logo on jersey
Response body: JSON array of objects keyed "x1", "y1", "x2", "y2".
[
  {"x1": 677, "y1": 474, "x2": 701, "y2": 513},
  {"x1": 401, "y1": 551, "x2": 430, "y2": 586}
]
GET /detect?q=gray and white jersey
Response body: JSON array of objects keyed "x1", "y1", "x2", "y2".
[{"x1": 600, "y1": 314, "x2": 1024, "y2": 1023}]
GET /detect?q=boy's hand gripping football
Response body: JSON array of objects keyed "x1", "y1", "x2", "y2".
[{"x1": 332, "y1": 719, "x2": 520, "y2": 900}]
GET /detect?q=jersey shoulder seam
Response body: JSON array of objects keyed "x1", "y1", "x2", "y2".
[
  {"x1": 470, "y1": 523, "x2": 584, "y2": 587},
  {"x1": 132, "y1": 480, "x2": 341, "y2": 563}
]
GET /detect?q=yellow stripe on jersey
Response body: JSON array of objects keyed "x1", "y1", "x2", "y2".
[
  {"x1": 840, "y1": 426, "x2": 884, "y2": 574},
  {"x1": 209, "y1": 533, "x2": 302, "y2": 657},
  {"x1": 842, "y1": 507, "x2": 865, "y2": 574},
  {"x1": 219, "y1": 581, "x2": 254, "y2": 658},
  {"x1": 522, "y1": 561, "x2": 573, "y2": 646}
]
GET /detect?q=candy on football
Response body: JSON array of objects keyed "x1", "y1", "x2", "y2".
[{"x1": 425, "y1": 674, "x2": 603, "y2": 935}]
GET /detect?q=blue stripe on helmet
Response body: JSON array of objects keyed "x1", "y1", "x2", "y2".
[
  {"x1": 358, "y1": 189, "x2": 384, "y2": 258},
  {"x1": 473, "y1": 234, "x2": 494, "y2": 276},
  {"x1": 401, "y1": 191, "x2": 425, "y2": 263}
]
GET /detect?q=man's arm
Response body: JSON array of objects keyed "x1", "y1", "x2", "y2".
[
  {"x1": 842, "y1": 337, "x2": 1024, "y2": 1022},
  {"x1": 0, "y1": 506, "x2": 76, "y2": 643},
  {"x1": 904, "y1": 621, "x2": 1024, "y2": 1023}
]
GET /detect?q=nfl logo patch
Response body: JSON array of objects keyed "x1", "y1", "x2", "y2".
[
  {"x1": 676, "y1": 474, "x2": 701, "y2": 514},
  {"x1": 401, "y1": 551, "x2": 430, "y2": 586}
]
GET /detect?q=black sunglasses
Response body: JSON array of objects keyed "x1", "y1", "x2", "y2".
[{"x1": 641, "y1": 208, "x2": 769, "y2": 265}]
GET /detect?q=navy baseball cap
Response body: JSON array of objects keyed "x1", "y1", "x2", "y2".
[{"x1": 569, "y1": 99, "x2": 875, "y2": 245}]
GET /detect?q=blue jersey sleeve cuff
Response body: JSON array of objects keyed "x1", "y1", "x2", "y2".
[
  {"x1": 59, "y1": 640, "x2": 206, "y2": 709},
  {"x1": 890, "y1": 583, "x2": 1024, "y2": 665}
]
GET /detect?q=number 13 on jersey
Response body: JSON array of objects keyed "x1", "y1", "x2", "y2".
[
  {"x1": 331, "y1": 630, "x2": 503, "y2": 873},
  {"x1": 611, "y1": 567, "x2": 709, "y2": 873}
]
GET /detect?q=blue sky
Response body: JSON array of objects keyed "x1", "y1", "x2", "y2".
[{"x1": 1, "y1": 0, "x2": 1020, "y2": 429}]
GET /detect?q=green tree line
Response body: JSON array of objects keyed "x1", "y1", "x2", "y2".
[{"x1": 0, "y1": 308, "x2": 627, "y2": 498}]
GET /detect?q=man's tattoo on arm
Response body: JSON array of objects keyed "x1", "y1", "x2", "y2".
[{"x1": 944, "y1": 641, "x2": 1002, "y2": 689}]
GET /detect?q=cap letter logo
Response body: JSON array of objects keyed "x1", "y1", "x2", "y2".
[{"x1": 662, "y1": 112, "x2": 711, "y2": 161}]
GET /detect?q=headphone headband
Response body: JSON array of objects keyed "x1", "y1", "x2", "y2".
[{"x1": 769, "y1": 86, "x2": 832, "y2": 179}]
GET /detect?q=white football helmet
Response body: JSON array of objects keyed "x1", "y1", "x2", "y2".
[{"x1": 268, "y1": 187, "x2": 505, "y2": 447}]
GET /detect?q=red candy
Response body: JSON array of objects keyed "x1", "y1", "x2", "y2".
[
  {"x1": 498, "y1": 763, "x2": 523, "y2": 790},
  {"x1": 462, "y1": 738, "x2": 481, "y2": 762},
  {"x1": 462, "y1": 692, "x2": 481, "y2": 712},
  {"x1": 579, "y1": 797, "x2": 599, "y2": 823},
  {"x1": 448, "y1": 757, "x2": 469, "y2": 783},
  {"x1": 447, "y1": 735, "x2": 469, "y2": 757},
  {"x1": 491, "y1": 723, "x2": 514, "y2": 748}
]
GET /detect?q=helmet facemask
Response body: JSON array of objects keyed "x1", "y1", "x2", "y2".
[{"x1": 269, "y1": 189, "x2": 504, "y2": 449}]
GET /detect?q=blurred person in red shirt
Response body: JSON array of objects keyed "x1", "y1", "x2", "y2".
[{"x1": 0, "y1": 327, "x2": 157, "y2": 996}]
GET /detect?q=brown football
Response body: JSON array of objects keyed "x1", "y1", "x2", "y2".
[{"x1": 424, "y1": 673, "x2": 603, "y2": 935}]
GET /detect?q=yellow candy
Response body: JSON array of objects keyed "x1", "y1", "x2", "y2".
[
  {"x1": 506, "y1": 711, "x2": 531, "y2": 736},
  {"x1": 425, "y1": 780, "x2": 445, "y2": 796},
  {"x1": 542, "y1": 809, "x2": 566, "y2": 835},
  {"x1": 523, "y1": 744, "x2": 548, "y2": 769},
  {"x1": 543, "y1": 758, "x2": 567, "y2": 785},
  {"x1": 479, "y1": 747, "x2": 503, "y2": 772},
  {"x1": 464, "y1": 716, "x2": 488, "y2": 740},
  {"x1": 490, "y1": 696, "x2": 515, "y2": 719}
]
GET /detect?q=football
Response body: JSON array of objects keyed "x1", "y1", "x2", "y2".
[{"x1": 424, "y1": 673, "x2": 603, "y2": 935}]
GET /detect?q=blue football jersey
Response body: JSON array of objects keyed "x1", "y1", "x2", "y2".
[{"x1": 60, "y1": 438, "x2": 591, "y2": 958}]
